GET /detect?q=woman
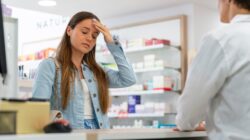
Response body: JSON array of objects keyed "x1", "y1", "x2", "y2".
[
  {"x1": 176, "y1": 0, "x2": 250, "y2": 139},
  {"x1": 32, "y1": 11, "x2": 136, "y2": 129}
]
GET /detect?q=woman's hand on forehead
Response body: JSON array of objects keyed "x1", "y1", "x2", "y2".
[{"x1": 92, "y1": 19, "x2": 113, "y2": 44}]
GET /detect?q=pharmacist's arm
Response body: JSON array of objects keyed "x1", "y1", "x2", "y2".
[
  {"x1": 104, "y1": 42, "x2": 137, "y2": 88},
  {"x1": 32, "y1": 59, "x2": 55, "y2": 99},
  {"x1": 176, "y1": 34, "x2": 229, "y2": 131}
]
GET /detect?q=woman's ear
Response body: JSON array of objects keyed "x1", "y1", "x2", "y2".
[{"x1": 66, "y1": 26, "x2": 72, "y2": 36}]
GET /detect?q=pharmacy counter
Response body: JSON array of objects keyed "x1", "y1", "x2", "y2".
[
  {"x1": 0, "y1": 133, "x2": 87, "y2": 140},
  {"x1": 79, "y1": 128, "x2": 208, "y2": 140},
  {"x1": 0, "y1": 129, "x2": 207, "y2": 140}
]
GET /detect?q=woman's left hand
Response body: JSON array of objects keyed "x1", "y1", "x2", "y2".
[{"x1": 92, "y1": 19, "x2": 113, "y2": 44}]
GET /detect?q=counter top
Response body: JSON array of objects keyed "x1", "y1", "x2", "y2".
[
  {"x1": 0, "y1": 133, "x2": 87, "y2": 140},
  {"x1": 0, "y1": 129, "x2": 207, "y2": 140},
  {"x1": 76, "y1": 128, "x2": 208, "y2": 140}
]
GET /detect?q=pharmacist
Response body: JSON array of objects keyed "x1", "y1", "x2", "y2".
[{"x1": 176, "y1": 0, "x2": 250, "y2": 140}]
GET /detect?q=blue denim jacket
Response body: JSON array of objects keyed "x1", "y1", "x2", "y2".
[{"x1": 32, "y1": 42, "x2": 136, "y2": 129}]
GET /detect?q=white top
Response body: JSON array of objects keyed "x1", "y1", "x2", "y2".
[
  {"x1": 81, "y1": 79, "x2": 94, "y2": 119},
  {"x1": 176, "y1": 15, "x2": 250, "y2": 140}
]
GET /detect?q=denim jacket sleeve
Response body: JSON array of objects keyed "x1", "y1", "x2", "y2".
[
  {"x1": 104, "y1": 42, "x2": 136, "y2": 88},
  {"x1": 32, "y1": 58, "x2": 56, "y2": 99}
]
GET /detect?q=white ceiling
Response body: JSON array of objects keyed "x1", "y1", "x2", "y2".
[{"x1": 2, "y1": 0, "x2": 217, "y2": 19}]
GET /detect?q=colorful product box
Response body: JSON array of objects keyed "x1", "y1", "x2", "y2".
[
  {"x1": 128, "y1": 95, "x2": 141, "y2": 113},
  {"x1": 145, "y1": 38, "x2": 171, "y2": 46}
]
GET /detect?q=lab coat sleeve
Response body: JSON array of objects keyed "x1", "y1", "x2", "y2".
[{"x1": 176, "y1": 34, "x2": 229, "y2": 131}]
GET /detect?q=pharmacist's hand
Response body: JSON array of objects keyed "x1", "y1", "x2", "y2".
[
  {"x1": 92, "y1": 19, "x2": 113, "y2": 44},
  {"x1": 173, "y1": 122, "x2": 206, "y2": 131},
  {"x1": 195, "y1": 121, "x2": 206, "y2": 131}
]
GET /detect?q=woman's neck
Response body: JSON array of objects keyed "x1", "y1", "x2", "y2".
[
  {"x1": 71, "y1": 48, "x2": 84, "y2": 70},
  {"x1": 229, "y1": 4, "x2": 250, "y2": 21}
]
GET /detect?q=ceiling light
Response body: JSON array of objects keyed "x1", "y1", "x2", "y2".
[{"x1": 38, "y1": 0, "x2": 57, "y2": 7}]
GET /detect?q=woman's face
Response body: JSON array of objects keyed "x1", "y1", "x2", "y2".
[
  {"x1": 218, "y1": 0, "x2": 230, "y2": 23},
  {"x1": 67, "y1": 19, "x2": 99, "y2": 54}
]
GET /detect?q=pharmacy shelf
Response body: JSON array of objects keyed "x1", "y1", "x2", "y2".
[
  {"x1": 110, "y1": 90, "x2": 180, "y2": 96},
  {"x1": 134, "y1": 66, "x2": 180, "y2": 73},
  {"x1": 18, "y1": 59, "x2": 43, "y2": 65},
  {"x1": 125, "y1": 44, "x2": 180, "y2": 53},
  {"x1": 97, "y1": 44, "x2": 180, "y2": 55},
  {"x1": 108, "y1": 112, "x2": 165, "y2": 118},
  {"x1": 19, "y1": 79, "x2": 33, "y2": 88}
]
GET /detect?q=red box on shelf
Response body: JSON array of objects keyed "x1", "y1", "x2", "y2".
[
  {"x1": 145, "y1": 39, "x2": 153, "y2": 46},
  {"x1": 152, "y1": 38, "x2": 171, "y2": 45},
  {"x1": 145, "y1": 38, "x2": 171, "y2": 46}
]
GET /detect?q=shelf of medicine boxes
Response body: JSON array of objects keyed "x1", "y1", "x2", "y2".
[{"x1": 97, "y1": 44, "x2": 180, "y2": 55}]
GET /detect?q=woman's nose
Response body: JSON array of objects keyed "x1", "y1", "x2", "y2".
[{"x1": 85, "y1": 34, "x2": 92, "y2": 41}]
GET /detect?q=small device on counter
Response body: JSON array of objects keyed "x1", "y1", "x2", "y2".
[{"x1": 0, "y1": 98, "x2": 50, "y2": 134}]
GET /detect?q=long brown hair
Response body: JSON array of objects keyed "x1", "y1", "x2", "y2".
[{"x1": 56, "y1": 11, "x2": 109, "y2": 114}]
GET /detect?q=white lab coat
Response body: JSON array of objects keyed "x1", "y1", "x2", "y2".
[{"x1": 176, "y1": 15, "x2": 250, "y2": 140}]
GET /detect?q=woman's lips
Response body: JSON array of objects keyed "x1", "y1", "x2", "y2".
[{"x1": 82, "y1": 43, "x2": 90, "y2": 48}]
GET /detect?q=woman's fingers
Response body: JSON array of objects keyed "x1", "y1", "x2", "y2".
[
  {"x1": 94, "y1": 24, "x2": 105, "y2": 33},
  {"x1": 172, "y1": 128, "x2": 180, "y2": 131},
  {"x1": 92, "y1": 19, "x2": 113, "y2": 43},
  {"x1": 93, "y1": 20, "x2": 107, "y2": 33}
]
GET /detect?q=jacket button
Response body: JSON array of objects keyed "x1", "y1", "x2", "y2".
[
  {"x1": 96, "y1": 108, "x2": 100, "y2": 112},
  {"x1": 115, "y1": 41, "x2": 119, "y2": 45},
  {"x1": 99, "y1": 123, "x2": 103, "y2": 126},
  {"x1": 88, "y1": 79, "x2": 92, "y2": 83},
  {"x1": 93, "y1": 93, "x2": 97, "y2": 97}
]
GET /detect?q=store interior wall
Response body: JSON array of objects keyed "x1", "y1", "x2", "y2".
[
  {"x1": 9, "y1": 7, "x2": 69, "y2": 56},
  {"x1": 193, "y1": 4, "x2": 220, "y2": 50},
  {"x1": 13, "y1": 3, "x2": 220, "y2": 64},
  {"x1": 103, "y1": 4, "x2": 194, "y2": 51},
  {"x1": 10, "y1": 4, "x2": 219, "y2": 55}
]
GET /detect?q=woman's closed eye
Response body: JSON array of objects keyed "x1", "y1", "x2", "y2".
[
  {"x1": 80, "y1": 27, "x2": 99, "y2": 39},
  {"x1": 80, "y1": 27, "x2": 89, "y2": 35},
  {"x1": 81, "y1": 30, "x2": 88, "y2": 34}
]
